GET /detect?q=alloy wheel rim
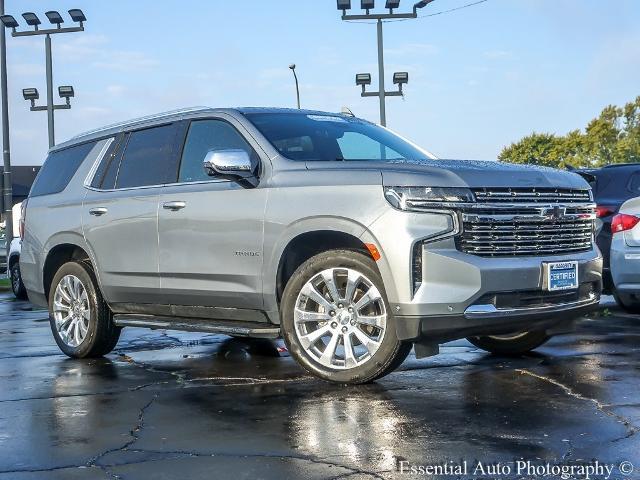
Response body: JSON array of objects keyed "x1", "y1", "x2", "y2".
[
  {"x1": 11, "y1": 266, "x2": 20, "y2": 292},
  {"x1": 53, "y1": 275, "x2": 91, "y2": 348},
  {"x1": 294, "y1": 267, "x2": 387, "y2": 370}
]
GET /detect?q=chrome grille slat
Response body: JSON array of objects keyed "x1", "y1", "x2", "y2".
[
  {"x1": 473, "y1": 188, "x2": 591, "y2": 204},
  {"x1": 459, "y1": 188, "x2": 594, "y2": 257}
]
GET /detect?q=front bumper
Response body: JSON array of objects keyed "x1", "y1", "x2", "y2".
[
  {"x1": 396, "y1": 290, "x2": 599, "y2": 343},
  {"x1": 364, "y1": 205, "x2": 602, "y2": 343},
  {"x1": 394, "y1": 242, "x2": 602, "y2": 342}
]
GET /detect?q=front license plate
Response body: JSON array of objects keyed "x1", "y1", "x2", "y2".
[{"x1": 545, "y1": 261, "x2": 579, "y2": 291}]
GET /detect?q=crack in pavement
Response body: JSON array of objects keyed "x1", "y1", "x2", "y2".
[
  {"x1": 102, "y1": 448, "x2": 388, "y2": 480},
  {"x1": 0, "y1": 381, "x2": 170, "y2": 404},
  {"x1": 88, "y1": 394, "x2": 158, "y2": 468},
  {"x1": 515, "y1": 368, "x2": 638, "y2": 441}
]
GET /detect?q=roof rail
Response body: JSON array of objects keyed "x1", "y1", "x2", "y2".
[{"x1": 71, "y1": 106, "x2": 211, "y2": 139}]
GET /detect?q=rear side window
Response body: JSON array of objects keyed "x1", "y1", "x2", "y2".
[
  {"x1": 115, "y1": 124, "x2": 180, "y2": 189},
  {"x1": 30, "y1": 141, "x2": 97, "y2": 197},
  {"x1": 628, "y1": 172, "x2": 640, "y2": 193}
]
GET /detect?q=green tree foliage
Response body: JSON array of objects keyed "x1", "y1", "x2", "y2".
[{"x1": 499, "y1": 96, "x2": 640, "y2": 168}]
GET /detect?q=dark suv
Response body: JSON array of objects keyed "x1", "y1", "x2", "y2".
[{"x1": 576, "y1": 164, "x2": 640, "y2": 292}]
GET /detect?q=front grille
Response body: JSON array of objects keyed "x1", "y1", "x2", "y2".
[
  {"x1": 458, "y1": 188, "x2": 595, "y2": 257},
  {"x1": 473, "y1": 187, "x2": 592, "y2": 204}
]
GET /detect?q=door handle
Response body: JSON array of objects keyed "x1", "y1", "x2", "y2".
[
  {"x1": 163, "y1": 201, "x2": 186, "y2": 211},
  {"x1": 89, "y1": 207, "x2": 108, "y2": 217}
]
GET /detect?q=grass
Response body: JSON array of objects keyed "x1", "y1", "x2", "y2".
[{"x1": 0, "y1": 277, "x2": 10, "y2": 290}]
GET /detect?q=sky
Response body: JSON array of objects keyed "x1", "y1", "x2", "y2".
[{"x1": 2, "y1": 0, "x2": 639, "y2": 165}]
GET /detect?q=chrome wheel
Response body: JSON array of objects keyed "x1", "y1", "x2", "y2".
[
  {"x1": 52, "y1": 275, "x2": 91, "y2": 348},
  {"x1": 11, "y1": 265, "x2": 21, "y2": 292},
  {"x1": 294, "y1": 267, "x2": 387, "y2": 370}
]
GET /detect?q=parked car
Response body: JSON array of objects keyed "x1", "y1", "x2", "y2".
[
  {"x1": 20, "y1": 107, "x2": 601, "y2": 384},
  {"x1": 9, "y1": 235, "x2": 26, "y2": 300},
  {"x1": 575, "y1": 164, "x2": 640, "y2": 293},
  {"x1": 610, "y1": 196, "x2": 640, "y2": 313},
  {"x1": 4, "y1": 202, "x2": 27, "y2": 299}
]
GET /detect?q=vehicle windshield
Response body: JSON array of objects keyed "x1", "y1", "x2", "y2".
[{"x1": 245, "y1": 112, "x2": 431, "y2": 162}]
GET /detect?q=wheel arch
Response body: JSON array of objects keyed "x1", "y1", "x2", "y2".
[
  {"x1": 42, "y1": 234, "x2": 96, "y2": 301},
  {"x1": 266, "y1": 217, "x2": 383, "y2": 312}
]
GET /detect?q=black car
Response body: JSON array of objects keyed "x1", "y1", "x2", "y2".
[{"x1": 575, "y1": 163, "x2": 640, "y2": 292}]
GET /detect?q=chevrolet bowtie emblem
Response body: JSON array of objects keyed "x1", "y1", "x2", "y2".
[{"x1": 541, "y1": 206, "x2": 566, "y2": 220}]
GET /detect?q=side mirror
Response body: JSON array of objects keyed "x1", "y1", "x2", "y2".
[{"x1": 203, "y1": 149, "x2": 253, "y2": 178}]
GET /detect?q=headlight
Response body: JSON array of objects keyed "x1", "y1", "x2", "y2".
[{"x1": 384, "y1": 186, "x2": 474, "y2": 211}]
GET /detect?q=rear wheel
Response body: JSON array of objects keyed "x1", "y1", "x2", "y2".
[
  {"x1": 613, "y1": 288, "x2": 640, "y2": 314},
  {"x1": 10, "y1": 262, "x2": 27, "y2": 300},
  {"x1": 467, "y1": 330, "x2": 550, "y2": 356},
  {"x1": 281, "y1": 250, "x2": 411, "y2": 384},
  {"x1": 48, "y1": 261, "x2": 121, "y2": 358}
]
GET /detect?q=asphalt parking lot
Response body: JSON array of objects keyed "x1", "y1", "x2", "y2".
[{"x1": 0, "y1": 292, "x2": 638, "y2": 480}]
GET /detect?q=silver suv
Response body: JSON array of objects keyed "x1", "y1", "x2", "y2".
[{"x1": 20, "y1": 107, "x2": 602, "y2": 384}]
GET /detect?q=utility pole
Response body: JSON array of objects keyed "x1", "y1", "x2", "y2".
[
  {"x1": 337, "y1": 0, "x2": 434, "y2": 126},
  {"x1": 0, "y1": 0, "x2": 12, "y2": 253}
]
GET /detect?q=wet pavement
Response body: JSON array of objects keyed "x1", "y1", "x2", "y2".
[{"x1": 0, "y1": 291, "x2": 638, "y2": 480}]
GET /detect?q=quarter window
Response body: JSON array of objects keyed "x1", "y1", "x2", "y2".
[
  {"x1": 115, "y1": 124, "x2": 180, "y2": 189},
  {"x1": 179, "y1": 119, "x2": 257, "y2": 183},
  {"x1": 30, "y1": 141, "x2": 97, "y2": 197}
]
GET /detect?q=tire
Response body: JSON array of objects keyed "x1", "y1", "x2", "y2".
[
  {"x1": 613, "y1": 288, "x2": 640, "y2": 314},
  {"x1": 281, "y1": 249, "x2": 412, "y2": 384},
  {"x1": 10, "y1": 262, "x2": 28, "y2": 300},
  {"x1": 48, "y1": 261, "x2": 121, "y2": 358},
  {"x1": 467, "y1": 330, "x2": 550, "y2": 356}
]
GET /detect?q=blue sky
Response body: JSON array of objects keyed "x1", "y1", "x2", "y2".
[{"x1": 3, "y1": 0, "x2": 640, "y2": 165}]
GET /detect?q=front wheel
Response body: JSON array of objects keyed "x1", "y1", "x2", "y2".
[
  {"x1": 48, "y1": 261, "x2": 121, "y2": 358},
  {"x1": 10, "y1": 262, "x2": 27, "y2": 300},
  {"x1": 467, "y1": 330, "x2": 550, "y2": 356},
  {"x1": 281, "y1": 250, "x2": 411, "y2": 384},
  {"x1": 613, "y1": 288, "x2": 640, "y2": 314}
]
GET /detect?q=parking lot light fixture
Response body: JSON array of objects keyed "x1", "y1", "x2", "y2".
[
  {"x1": 0, "y1": 14, "x2": 18, "y2": 31},
  {"x1": 385, "y1": 0, "x2": 400, "y2": 11},
  {"x1": 414, "y1": 0, "x2": 434, "y2": 9},
  {"x1": 58, "y1": 85, "x2": 74, "y2": 98},
  {"x1": 337, "y1": 0, "x2": 352, "y2": 13},
  {"x1": 68, "y1": 9, "x2": 86, "y2": 25},
  {"x1": 361, "y1": 0, "x2": 375, "y2": 13},
  {"x1": 21, "y1": 12, "x2": 41, "y2": 28},
  {"x1": 58, "y1": 85, "x2": 74, "y2": 105},
  {"x1": 45, "y1": 11, "x2": 64, "y2": 27},
  {"x1": 22, "y1": 87, "x2": 39, "y2": 100},
  {"x1": 288, "y1": 64, "x2": 300, "y2": 109},
  {"x1": 393, "y1": 71, "x2": 408, "y2": 85},
  {"x1": 355, "y1": 73, "x2": 372, "y2": 86}
]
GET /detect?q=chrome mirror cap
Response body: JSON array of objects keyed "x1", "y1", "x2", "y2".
[{"x1": 203, "y1": 149, "x2": 253, "y2": 177}]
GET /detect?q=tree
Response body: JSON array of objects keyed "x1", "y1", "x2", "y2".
[{"x1": 499, "y1": 96, "x2": 640, "y2": 168}]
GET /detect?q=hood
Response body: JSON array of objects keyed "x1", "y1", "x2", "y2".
[{"x1": 304, "y1": 158, "x2": 590, "y2": 190}]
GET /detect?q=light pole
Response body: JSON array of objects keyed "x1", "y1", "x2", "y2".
[
  {"x1": 289, "y1": 63, "x2": 300, "y2": 109},
  {"x1": 1, "y1": 9, "x2": 86, "y2": 148},
  {"x1": 0, "y1": 0, "x2": 11, "y2": 250},
  {"x1": 337, "y1": 0, "x2": 434, "y2": 126}
]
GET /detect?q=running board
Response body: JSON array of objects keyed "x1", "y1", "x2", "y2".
[{"x1": 113, "y1": 314, "x2": 281, "y2": 339}]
